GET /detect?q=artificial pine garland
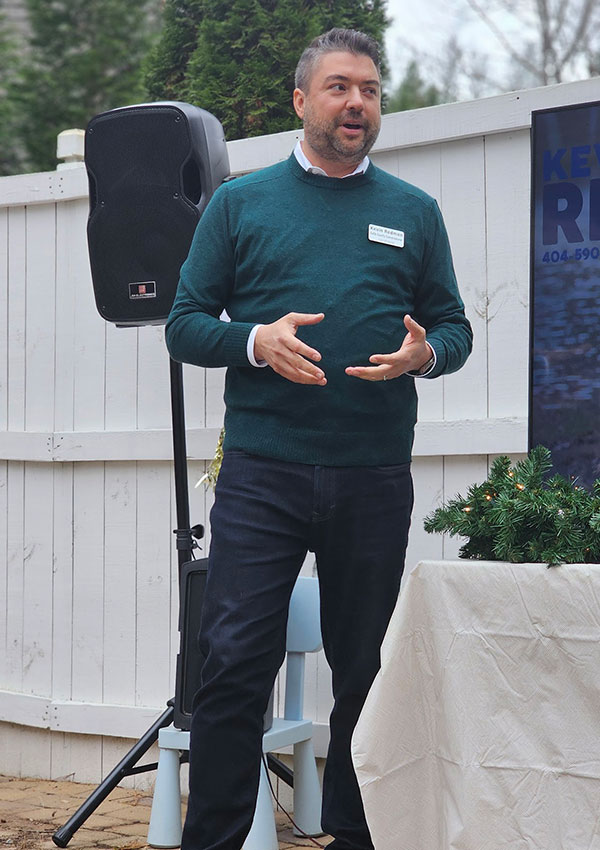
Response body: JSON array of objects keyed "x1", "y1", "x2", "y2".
[
  {"x1": 196, "y1": 427, "x2": 225, "y2": 490},
  {"x1": 424, "y1": 446, "x2": 600, "y2": 565}
]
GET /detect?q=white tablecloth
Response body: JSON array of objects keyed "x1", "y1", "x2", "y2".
[{"x1": 351, "y1": 560, "x2": 600, "y2": 850}]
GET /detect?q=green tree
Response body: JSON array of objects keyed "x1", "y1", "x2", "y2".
[
  {"x1": 144, "y1": 0, "x2": 202, "y2": 102},
  {"x1": 144, "y1": 0, "x2": 389, "y2": 140},
  {"x1": 384, "y1": 60, "x2": 441, "y2": 113},
  {"x1": 0, "y1": 14, "x2": 24, "y2": 176},
  {"x1": 15, "y1": 0, "x2": 162, "y2": 173}
]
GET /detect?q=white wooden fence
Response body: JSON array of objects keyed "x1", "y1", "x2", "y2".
[{"x1": 1, "y1": 76, "x2": 598, "y2": 785}]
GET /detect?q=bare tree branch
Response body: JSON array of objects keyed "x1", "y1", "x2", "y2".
[
  {"x1": 464, "y1": 0, "x2": 542, "y2": 79},
  {"x1": 558, "y1": 0, "x2": 596, "y2": 69}
]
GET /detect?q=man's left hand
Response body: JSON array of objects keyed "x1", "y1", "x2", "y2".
[{"x1": 345, "y1": 314, "x2": 431, "y2": 381}]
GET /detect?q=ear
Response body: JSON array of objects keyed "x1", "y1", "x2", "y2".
[{"x1": 293, "y1": 88, "x2": 305, "y2": 120}]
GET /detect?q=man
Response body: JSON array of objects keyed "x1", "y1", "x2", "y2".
[{"x1": 166, "y1": 27, "x2": 472, "y2": 850}]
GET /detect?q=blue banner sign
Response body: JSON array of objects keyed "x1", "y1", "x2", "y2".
[{"x1": 530, "y1": 101, "x2": 600, "y2": 487}]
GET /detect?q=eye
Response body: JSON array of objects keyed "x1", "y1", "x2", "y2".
[
  {"x1": 331, "y1": 83, "x2": 346, "y2": 91},
  {"x1": 363, "y1": 87, "x2": 378, "y2": 97}
]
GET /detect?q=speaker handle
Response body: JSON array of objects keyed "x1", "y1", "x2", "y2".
[
  {"x1": 181, "y1": 156, "x2": 202, "y2": 207},
  {"x1": 87, "y1": 169, "x2": 98, "y2": 214}
]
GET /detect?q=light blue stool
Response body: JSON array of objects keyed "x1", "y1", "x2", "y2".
[{"x1": 148, "y1": 576, "x2": 324, "y2": 849}]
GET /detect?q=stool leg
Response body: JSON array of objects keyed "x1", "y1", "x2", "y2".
[
  {"x1": 293, "y1": 739, "x2": 323, "y2": 836},
  {"x1": 148, "y1": 747, "x2": 183, "y2": 848},
  {"x1": 242, "y1": 758, "x2": 278, "y2": 850}
]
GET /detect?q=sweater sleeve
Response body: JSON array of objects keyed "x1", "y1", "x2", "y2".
[
  {"x1": 165, "y1": 185, "x2": 255, "y2": 368},
  {"x1": 414, "y1": 200, "x2": 473, "y2": 378}
]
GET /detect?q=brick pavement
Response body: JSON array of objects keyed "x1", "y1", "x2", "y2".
[{"x1": 0, "y1": 775, "x2": 332, "y2": 850}]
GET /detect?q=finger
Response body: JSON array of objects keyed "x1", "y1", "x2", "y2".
[
  {"x1": 287, "y1": 312, "x2": 325, "y2": 327},
  {"x1": 277, "y1": 351, "x2": 326, "y2": 382},
  {"x1": 345, "y1": 365, "x2": 393, "y2": 381},
  {"x1": 294, "y1": 370, "x2": 328, "y2": 386},
  {"x1": 276, "y1": 361, "x2": 327, "y2": 385},
  {"x1": 404, "y1": 313, "x2": 425, "y2": 336},
  {"x1": 291, "y1": 338, "x2": 322, "y2": 362},
  {"x1": 368, "y1": 353, "x2": 401, "y2": 365}
]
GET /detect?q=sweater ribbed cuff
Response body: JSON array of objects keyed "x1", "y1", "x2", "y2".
[
  {"x1": 224, "y1": 322, "x2": 256, "y2": 366},
  {"x1": 420, "y1": 337, "x2": 446, "y2": 378}
]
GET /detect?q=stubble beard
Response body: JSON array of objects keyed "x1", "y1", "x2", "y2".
[{"x1": 303, "y1": 105, "x2": 380, "y2": 165}]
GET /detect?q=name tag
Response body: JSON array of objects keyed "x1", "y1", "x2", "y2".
[{"x1": 368, "y1": 224, "x2": 405, "y2": 248}]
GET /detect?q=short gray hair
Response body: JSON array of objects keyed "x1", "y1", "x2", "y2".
[{"x1": 294, "y1": 28, "x2": 381, "y2": 92}]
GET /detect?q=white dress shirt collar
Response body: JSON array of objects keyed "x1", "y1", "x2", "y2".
[{"x1": 293, "y1": 140, "x2": 369, "y2": 178}]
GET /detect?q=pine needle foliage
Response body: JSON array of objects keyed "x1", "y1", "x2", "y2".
[
  {"x1": 15, "y1": 0, "x2": 162, "y2": 173},
  {"x1": 0, "y1": 14, "x2": 24, "y2": 176},
  {"x1": 423, "y1": 446, "x2": 600, "y2": 566},
  {"x1": 144, "y1": 0, "x2": 388, "y2": 141}
]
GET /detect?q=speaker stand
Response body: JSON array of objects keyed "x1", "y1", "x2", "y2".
[{"x1": 52, "y1": 357, "x2": 201, "y2": 847}]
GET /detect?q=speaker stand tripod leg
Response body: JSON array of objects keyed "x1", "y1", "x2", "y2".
[{"x1": 52, "y1": 703, "x2": 174, "y2": 847}]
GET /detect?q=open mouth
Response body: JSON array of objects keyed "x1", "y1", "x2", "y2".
[{"x1": 341, "y1": 122, "x2": 365, "y2": 135}]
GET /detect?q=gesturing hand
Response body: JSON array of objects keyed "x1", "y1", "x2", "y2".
[
  {"x1": 254, "y1": 312, "x2": 327, "y2": 385},
  {"x1": 345, "y1": 314, "x2": 431, "y2": 382}
]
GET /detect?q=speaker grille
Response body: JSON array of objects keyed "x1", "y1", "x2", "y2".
[
  {"x1": 88, "y1": 191, "x2": 198, "y2": 324},
  {"x1": 87, "y1": 108, "x2": 195, "y2": 195}
]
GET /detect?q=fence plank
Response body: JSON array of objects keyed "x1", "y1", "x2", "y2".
[
  {"x1": 5, "y1": 462, "x2": 25, "y2": 691},
  {"x1": 440, "y1": 137, "x2": 488, "y2": 421},
  {"x1": 183, "y1": 362, "x2": 206, "y2": 431},
  {"x1": 21, "y1": 463, "x2": 54, "y2": 696},
  {"x1": 103, "y1": 462, "x2": 138, "y2": 706},
  {"x1": 17, "y1": 726, "x2": 52, "y2": 779},
  {"x1": 8, "y1": 208, "x2": 26, "y2": 431},
  {"x1": 71, "y1": 463, "x2": 105, "y2": 703},
  {"x1": 135, "y1": 462, "x2": 174, "y2": 706},
  {"x1": 52, "y1": 463, "x2": 74, "y2": 700},
  {"x1": 137, "y1": 327, "x2": 172, "y2": 430},
  {"x1": 25, "y1": 205, "x2": 56, "y2": 431},
  {"x1": 73, "y1": 246, "x2": 106, "y2": 430},
  {"x1": 50, "y1": 731, "x2": 102, "y2": 784},
  {"x1": 205, "y1": 367, "x2": 226, "y2": 429},
  {"x1": 105, "y1": 324, "x2": 138, "y2": 431},
  {"x1": 0, "y1": 461, "x2": 7, "y2": 688},
  {"x1": 0, "y1": 208, "x2": 7, "y2": 431},
  {"x1": 55, "y1": 200, "x2": 84, "y2": 432},
  {"x1": 407, "y1": 456, "x2": 444, "y2": 571},
  {"x1": 485, "y1": 131, "x2": 531, "y2": 420}
]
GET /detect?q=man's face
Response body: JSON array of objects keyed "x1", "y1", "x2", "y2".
[{"x1": 293, "y1": 50, "x2": 381, "y2": 172}]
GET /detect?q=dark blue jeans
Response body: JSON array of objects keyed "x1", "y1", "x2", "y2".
[{"x1": 182, "y1": 450, "x2": 413, "y2": 850}]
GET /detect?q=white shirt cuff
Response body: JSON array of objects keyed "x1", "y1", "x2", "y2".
[
  {"x1": 412, "y1": 343, "x2": 436, "y2": 377},
  {"x1": 247, "y1": 325, "x2": 268, "y2": 367}
]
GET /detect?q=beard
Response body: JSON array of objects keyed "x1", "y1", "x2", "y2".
[{"x1": 302, "y1": 104, "x2": 380, "y2": 165}]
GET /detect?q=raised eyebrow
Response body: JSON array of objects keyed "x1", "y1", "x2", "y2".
[{"x1": 323, "y1": 74, "x2": 380, "y2": 89}]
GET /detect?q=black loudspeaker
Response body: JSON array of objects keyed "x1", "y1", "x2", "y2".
[
  {"x1": 85, "y1": 102, "x2": 230, "y2": 327},
  {"x1": 174, "y1": 559, "x2": 275, "y2": 733},
  {"x1": 174, "y1": 559, "x2": 208, "y2": 730}
]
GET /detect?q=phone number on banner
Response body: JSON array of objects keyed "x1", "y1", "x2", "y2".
[{"x1": 542, "y1": 246, "x2": 600, "y2": 263}]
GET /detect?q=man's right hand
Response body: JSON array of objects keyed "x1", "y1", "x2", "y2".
[{"x1": 254, "y1": 312, "x2": 326, "y2": 385}]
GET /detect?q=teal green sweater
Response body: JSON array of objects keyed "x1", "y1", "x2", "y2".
[{"x1": 166, "y1": 154, "x2": 472, "y2": 465}]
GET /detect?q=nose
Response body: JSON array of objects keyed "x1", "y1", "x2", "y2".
[{"x1": 345, "y1": 86, "x2": 364, "y2": 111}]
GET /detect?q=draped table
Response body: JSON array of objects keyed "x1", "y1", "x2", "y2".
[{"x1": 351, "y1": 560, "x2": 600, "y2": 850}]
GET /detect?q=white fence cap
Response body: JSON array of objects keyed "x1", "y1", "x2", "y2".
[{"x1": 56, "y1": 128, "x2": 85, "y2": 170}]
